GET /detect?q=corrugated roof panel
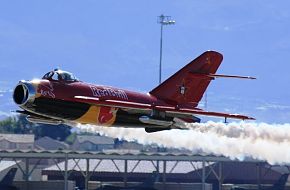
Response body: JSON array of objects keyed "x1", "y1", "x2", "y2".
[{"x1": 0, "y1": 134, "x2": 34, "y2": 143}]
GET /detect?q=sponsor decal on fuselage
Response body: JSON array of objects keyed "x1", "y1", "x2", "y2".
[
  {"x1": 38, "y1": 83, "x2": 55, "y2": 98},
  {"x1": 90, "y1": 86, "x2": 128, "y2": 100}
]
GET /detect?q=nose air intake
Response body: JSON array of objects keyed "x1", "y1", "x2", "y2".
[{"x1": 13, "y1": 81, "x2": 36, "y2": 105}]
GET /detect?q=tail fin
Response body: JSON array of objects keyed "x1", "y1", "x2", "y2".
[
  {"x1": 137, "y1": 171, "x2": 159, "y2": 188},
  {"x1": 270, "y1": 174, "x2": 289, "y2": 190},
  {"x1": 0, "y1": 168, "x2": 17, "y2": 186},
  {"x1": 150, "y1": 51, "x2": 223, "y2": 107}
]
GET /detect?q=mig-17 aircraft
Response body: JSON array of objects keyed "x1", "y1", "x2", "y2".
[{"x1": 13, "y1": 51, "x2": 255, "y2": 133}]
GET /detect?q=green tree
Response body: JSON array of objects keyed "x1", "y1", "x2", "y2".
[
  {"x1": 0, "y1": 117, "x2": 17, "y2": 133},
  {"x1": 34, "y1": 124, "x2": 71, "y2": 141},
  {"x1": 65, "y1": 132, "x2": 77, "y2": 145},
  {"x1": 0, "y1": 115, "x2": 72, "y2": 141}
]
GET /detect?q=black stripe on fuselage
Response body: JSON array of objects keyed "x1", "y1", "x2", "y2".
[
  {"x1": 32, "y1": 98, "x2": 160, "y2": 127},
  {"x1": 115, "y1": 109, "x2": 143, "y2": 125},
  {"x1": 33, "y1": 97, "x2": 90, "y2": 120}
]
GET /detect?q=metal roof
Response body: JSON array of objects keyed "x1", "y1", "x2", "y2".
[
  {"x1": 0, "y1": 161, "x2": 18, "y2": 171},
  {"x1": 35, "y1": 136, "x2": 69, "y2": 150},
  {"x1": 75, "y1": 135, "x2": 115, "y2": 145},
  {"x1": 43, "y1": 159, "x2": 206, "y2": 173},
  {"x1": 0, "y1": 134, "x2": 34, "y2": 143},
  {"x1": 0, "y1": 149, "x2": 266, "y2": 163}
]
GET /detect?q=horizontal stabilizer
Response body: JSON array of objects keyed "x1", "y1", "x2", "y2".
[
  {"x1": 189, "y1": 73, "x2": 256, "y2": 80},
  {"x1": 208, "y1": 74, "x2": 256, "y2": 79}
]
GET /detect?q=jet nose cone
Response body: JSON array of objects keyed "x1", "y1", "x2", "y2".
[{"x1": 13, "y1": 81, "x2": 36, "y2": 106}]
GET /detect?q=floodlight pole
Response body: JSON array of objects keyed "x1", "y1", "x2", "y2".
[
  {"x1": 158, "y1": 14, "x2": 175, "y2": 84},
  {"x1": 159, "y1": 22, "x2": 164, "y2": 85}
]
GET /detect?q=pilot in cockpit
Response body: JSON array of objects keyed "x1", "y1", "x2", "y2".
[{"x1": 42, "y1": 69, "x2": 79, "y2": 82}]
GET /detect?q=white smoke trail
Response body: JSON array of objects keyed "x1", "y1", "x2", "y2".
[
  {"x1": 76, "y1": 122, "x2": 290, "y2": 165},
  {"x1": 187, "y1": 121, "x2": 290, "y2": 143}
]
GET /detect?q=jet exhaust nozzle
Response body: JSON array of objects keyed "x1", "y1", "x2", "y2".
[{"x1": 13, "y1": 81, "x2": 36, "y2": 106}]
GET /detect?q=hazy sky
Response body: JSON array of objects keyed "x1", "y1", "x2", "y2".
[{"x1": 0, "y1": 1, "x2": 290, "y2": 123}]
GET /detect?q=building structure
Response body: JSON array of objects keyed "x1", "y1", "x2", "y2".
[
  {"x1": 0, "y1": 134, "x2": 34, "y2": 150},
  {"x1": 71, "y1": 135, "x2": 115, "y2": 151},
  {"x1": 35, "y1": 136, "x2": 69, "y2": 150}
]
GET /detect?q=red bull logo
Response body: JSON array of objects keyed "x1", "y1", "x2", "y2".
[{"x1": 75, "y1": 105, "x2": 117, "y2": 126}]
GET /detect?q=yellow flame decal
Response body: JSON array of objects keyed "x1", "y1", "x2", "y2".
[{"x1": 75, "y1": 106, "x2": 117, "y2": 126}]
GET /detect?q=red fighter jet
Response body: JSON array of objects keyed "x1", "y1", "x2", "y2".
[{"x1": 13, "y1": 51, "x2": 255, "y2": 133}]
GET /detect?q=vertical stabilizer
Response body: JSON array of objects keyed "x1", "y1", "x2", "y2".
[
  {"x1": 150, "y1": 51, "x2": 223, "y2": 107},
  {"x1": 0, "y1": 168, "x2": 17, "y2": 186}
]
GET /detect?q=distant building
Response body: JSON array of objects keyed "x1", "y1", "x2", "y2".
[
  {"x1": 35, "y1": 136, "x2": 69, "y2": 150},
  {"x1": 115, "y1": 139, "x2": 167, "y2": 152},
  {"x1": 114, "y1": 140, "x2": 144, "y2": 150},
  {"x1": 0, "y1": 134, "x2": 34, "y2": 149},
  {"x1": 71, "y1": 135, "x2": 115, "y2": 151}
]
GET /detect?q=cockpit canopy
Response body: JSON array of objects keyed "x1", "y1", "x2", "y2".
[{"x1": 42, "y1": 69, "x2": 79, "y2": 82}]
